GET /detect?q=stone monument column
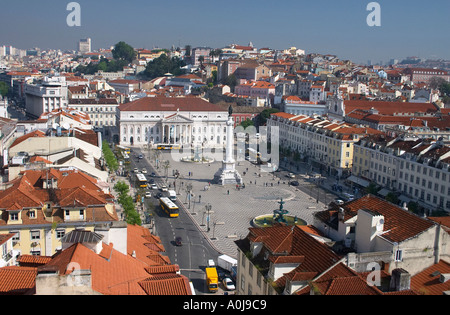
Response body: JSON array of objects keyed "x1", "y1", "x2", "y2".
[{"x1": 213, "y1": 105, "x2": 243, "y2": 185}]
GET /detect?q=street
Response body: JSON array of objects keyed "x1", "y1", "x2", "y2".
[{"x1": 128, "y1": 147, "x2": 223, "y2": 295}]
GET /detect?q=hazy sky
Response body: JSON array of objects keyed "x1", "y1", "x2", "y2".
[{"x1": 1, "y1": 0, "x2": 449, "y2": 63}]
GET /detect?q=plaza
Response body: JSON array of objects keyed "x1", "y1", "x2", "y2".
[{"x1": 148, "y1": 148, "x2": 329, "y2": 258}]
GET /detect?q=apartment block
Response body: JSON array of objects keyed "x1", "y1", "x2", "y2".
[
  {"x1": 0, "y1": 168, "x2": 118, "y2": 257},
  {"x1": 25, "y1": 76, "x2": 68, "y2": 118},
  {"x1": 353, "y1": 134, "x2": 450, "y2": 212},
  {"x1": 267, "y1": 112, "x2": 382, "y2": 176}
]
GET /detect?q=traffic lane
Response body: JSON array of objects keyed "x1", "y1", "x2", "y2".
[{"x1": 134, "y1": 148, "x2": 218, "y2": 257}]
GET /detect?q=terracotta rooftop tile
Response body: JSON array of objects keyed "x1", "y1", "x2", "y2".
[
  {"x1": 411, "y1": 260, "x2": 450, "y2": 295},
  {"x1": 0, "y1": 266, "x2": 37, "y2": 295}
]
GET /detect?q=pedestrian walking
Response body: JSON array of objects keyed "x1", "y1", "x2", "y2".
[{"x1": 227, "y1": 190, "x2": 230, "y2": 195}]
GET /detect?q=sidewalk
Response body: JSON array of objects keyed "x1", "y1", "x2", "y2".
[{"x1": 149, "y1": 150, "x2": 327, "y2": 258}]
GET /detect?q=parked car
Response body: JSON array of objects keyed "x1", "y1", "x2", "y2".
[
  {"x1": 138, "y1": 154, "x2": 144, "y2": 159},
  {"x1": 155, "y1": 192, "x2": 163, "y2": 199},
  {"x1": 142, "y1": 168, "x2": 147, "y2": 174},
  {"x1": 151, "y1": 184, "x2": 158, "y2": 190},
  {"x1": 150, "y1": 172, "x2": 156, "y2": 177},
  {"x1": 286, "y1": 173, "x2": 295, "y2": 178},
  {"x1": 145, "y1": 192, "x2": 152, "y2": 198},
  {"x1": 160, "y1": 185, "x2": 168, "y2": 192},
  {"x1": 133, "y1": 168, "x2": 139, "y2": 173},
  {"x1": 175, "y1": 236, "x2": 182, "y2": 246},
  {"x1": 335, "y1": 199, "x2": 344, "y2": 205},
  {"x1": 342, "y1": 193, "x2": 355, "y2": 201},
  {"x1": 289, "y1": 180, "x2": 299, "y2": 186},
  {"x1": 222, "y1": 278, "x2": 235, "y2": 291}
]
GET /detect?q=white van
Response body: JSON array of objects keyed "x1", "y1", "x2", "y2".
[{"x1": 168, "y1": 190, "x2": 177, "y2": 201}]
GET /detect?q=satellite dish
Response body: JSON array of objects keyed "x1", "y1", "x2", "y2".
[
  {"x1": 52, "y1": 123, "x2": 59, "y2": 129},
  {"x1": 62, "y1": 122, "x2": 70, "y2": 130}
]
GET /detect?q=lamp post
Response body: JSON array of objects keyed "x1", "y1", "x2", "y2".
[{"x1": 205, "y1": 203, "x2": 212, "y2": 232}]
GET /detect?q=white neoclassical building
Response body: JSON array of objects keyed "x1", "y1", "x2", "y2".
[{"x1": 119, "y1": 97, "x2": 229, "y2": 148}]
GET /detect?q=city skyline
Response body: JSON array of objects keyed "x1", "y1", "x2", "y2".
[{"x1": 1, "y1": 0, "x2": 449, "y2": 64}]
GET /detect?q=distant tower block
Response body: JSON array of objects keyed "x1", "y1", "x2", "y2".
[
  {"x1": 213, "y1": 105, "x2": 243, "y2": 186},
  {"x1": 78, "y1": 38, "x2": 91, "y2": 54}
]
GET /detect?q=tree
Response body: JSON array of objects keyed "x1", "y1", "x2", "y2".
[
  {"x1": 240, "y1": 118, "x2": 254, "y2": 129},
  {"x1": 222, "y1": 74, "x2": 237, "y2": 90},
  {"x1": 102, "y1": 140, "x2": 118, "y2": 171},
  {"x1": 185, "y1": 45, "x2": 191, "y2": 57},
  {"x1": 256, "y1": 108, "x2": 279, "y2": 127},
  {"x1": 0, "y1": 82, "x2": 8, "y2": 97},
  {"x1": 112, "y1": 41, "x2": 137, "y2": 63},
  {"x1": 143, "y1": 54, "x2": 186, "y2": 79}
]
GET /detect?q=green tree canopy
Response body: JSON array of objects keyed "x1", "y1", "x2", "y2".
[
  {"x1": 0, "y1": 82, "x2": 8, "y2": 97},
  {"x1": 256, "y1": 108, "x2": 279, "y2": 126},
  {"x1": 143, "y1": 54, "x2": 186, "y2": 79},
  {"x1": 112, "y1": 41, "x2": 137, "y2": 63}
]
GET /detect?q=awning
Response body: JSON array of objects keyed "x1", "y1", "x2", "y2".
[
  {"x1": 346, "y1": 175, "x2": 370, "y2": 188},
  {"x1": 377, "y1": 188, "x2": 391, "y2": 197},
  {"x1": 398, "y1": 194, "x2": 412, "y2": 204}
]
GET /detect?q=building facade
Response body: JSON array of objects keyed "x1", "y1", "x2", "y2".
[
  {"x1": 353, "y1": 135, "x2": 450, "y2": 212},
  {"x1": 0, "y1": 169, "x2": 118, "y2": 257},
  {"x1": 119, "y1": 97, "x2": 229, "y2": 148},
  {"x1": 25, "y1": 76, "x2": 69, "y2": 118},
  {"x1": 78, "y1": 38, "x2": 92, "y2": 54},
  {"x1": 267, "y1": 112, "x2": 382, "y2": 176}
]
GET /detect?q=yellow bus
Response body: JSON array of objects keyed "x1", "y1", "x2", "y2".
[
  {"x1": 160, "y1": 197, "x2": 179, "y2": 218},
  {"x1": 136, "y1": 173, "x2": 147, "y2": 188},
  {"x1": 117, "y1": 145, "x2": 131, "y2": 154},
  {"x1": 122, "y1": 151, "x2": 130, "y2": 164},
  {"x1": 156, "y1": 144, "x2": 181, "y2": 150}
]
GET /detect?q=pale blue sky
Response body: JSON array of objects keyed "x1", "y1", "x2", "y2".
[{"x1": 1, "y1": 0, "x2": 449, "y2": 63}]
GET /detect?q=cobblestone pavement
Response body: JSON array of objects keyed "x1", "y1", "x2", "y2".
[{"x1": 150, "y1": 150, "x2": 328, "y2": 258}]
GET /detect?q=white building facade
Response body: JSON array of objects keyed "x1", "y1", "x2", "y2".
[
  {"x1": 119, "y1": 97, "x2": 229, "y2": 148},
  {"x1": 25, "y1": 76, "x2": 68, "y2": 118}
]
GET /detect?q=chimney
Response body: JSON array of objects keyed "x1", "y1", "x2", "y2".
[
  {"x1": 440, "y1": 274, "x2": 450, "y2": 283},
  {"x1": 390, "y1": 268, "x2": 411, "y2": 291},
  {"x1": 338, "y1": 207, "x2": 345, "y2": 221},
  {"x1": 132, "y1": 250, "x2": 136, "y2": 258}
]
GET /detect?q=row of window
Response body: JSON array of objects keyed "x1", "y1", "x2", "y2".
[
  {"x1": 8, "y1": 229, "x2": 65, "y2": 242},
  {"x1": 123, "y1": 125, "x2": 227, "y2": 135},
  {"x1": 72, "y1": 106, "x2": 117, "y2": 112}
]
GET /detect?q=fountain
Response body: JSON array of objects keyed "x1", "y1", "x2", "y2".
[{"x1": 252, "y1": 198, "x2": 306, "y2": 228}]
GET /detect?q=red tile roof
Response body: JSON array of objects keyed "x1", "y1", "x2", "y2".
[
  {"x1": 344, "y1": 100, "x2": 439, "y2": 116},
  {"x1": 316, "y1": 194, "x2": 435, "y2": 243},
  {"x1": 35, "y1": 224, "x2": 191, "y2": 295},
  {"x1": 0, "y1": 169, "x2": 118, "y2": 225},
  {"x1": 411, "y1": 260, "x2": 450, "y2": 295},
  {"x1": 119, "y1": 96, "x2": 226, "y2": 112},
  {"x1": 0, "y1": 266, "x2": 37, "y2": 295}
]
